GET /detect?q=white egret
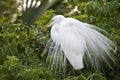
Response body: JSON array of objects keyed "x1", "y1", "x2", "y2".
[{"x1": 43, "y1": 15, "x2": 116, "y2": 72}]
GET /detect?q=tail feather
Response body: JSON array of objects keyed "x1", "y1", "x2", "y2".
[{"x1": 78, "y1": 23, "x2": 117, "y2": 70}]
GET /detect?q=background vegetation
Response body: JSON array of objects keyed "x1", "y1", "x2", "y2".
[{"x1": 0, "y1": 0, "x2": 120, "y2": 80}]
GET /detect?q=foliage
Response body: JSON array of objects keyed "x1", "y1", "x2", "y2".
[
  {"x1": 0, "y1": 20, "x2": 49, "y2": 64},
  {"x1": 65, "y1": 71, "x2": 106, "y2": 80},
  {"x1": 0, "y1": 0, "x2": 120, "y2": 80},
  {"x1": 0, "y1": 11, "x2": 57, "y2": 79},
  {"x1": 0, "y1": 56, "x2": 56, "y2": 80},
  {"x1": 0, "y1": 0, "x2": 19, "y2": 22}
]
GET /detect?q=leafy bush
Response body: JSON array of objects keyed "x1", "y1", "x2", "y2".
[
  {"x1": 65, "y1": 72, "x2": 106, "y2": 80},
  {"x1": 0, "y1": 0, "x2": 120, "y2": 80},
  {"x1": 0, "y1": 10, "x2": 57, "y2": 79},
  {"x1": 0, "y1": 56, "x2": 56, "y2": 80}
]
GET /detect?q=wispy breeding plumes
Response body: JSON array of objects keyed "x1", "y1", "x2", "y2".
[{"x1": 43, "y1": 15, "x2": 117, "y2": 73}]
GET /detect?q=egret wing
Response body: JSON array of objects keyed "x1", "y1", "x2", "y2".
[
  {"x1": 58, "y1": 19, "x2": 86, "y2": 69},
  {"x1": 62, "y1": 18, "x2": 117, "y2": 70},
  {"x1": 59, "y1": 18, "x2": 116, "y2": 70}
]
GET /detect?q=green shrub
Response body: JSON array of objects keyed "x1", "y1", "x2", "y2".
[
  {"x1": 0, "y1": 56, "x2": 56, "y2": 80},
  {"x1": 0, "y1": 1, "x2": 120, "y2": 79}
]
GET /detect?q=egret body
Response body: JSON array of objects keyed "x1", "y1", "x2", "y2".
[{"x1": 44, "y1": 15, "x2": 116, "y2": 71}]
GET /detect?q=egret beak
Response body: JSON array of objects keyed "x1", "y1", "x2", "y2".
[{"x1": 41, "y1": 20, "x2": 53, "y2": 31}]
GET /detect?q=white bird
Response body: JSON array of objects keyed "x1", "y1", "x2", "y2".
[{"x1": 43, "y1": 15, "x2": 116, "y2": 71}]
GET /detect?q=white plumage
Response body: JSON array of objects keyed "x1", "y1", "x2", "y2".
[{"x1": 44, "y1": 15, "x2": 116, "y2": 71}]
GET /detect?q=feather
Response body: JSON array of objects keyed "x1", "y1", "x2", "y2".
[{"x1": 44, "y1": 15, "x2": 116, "y2": 72}]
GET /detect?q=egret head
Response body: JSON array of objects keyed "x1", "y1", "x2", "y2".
[
  {"x1": 52, "y1": 15, "x2": 65, "y2": 24},
  {"x1": 41, "y1": 15, "x2": 65, "y2": 31}
]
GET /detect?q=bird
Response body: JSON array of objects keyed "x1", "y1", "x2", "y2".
[{"x1": 43, "y1": 15, "x2": 117, "y2": 72}]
